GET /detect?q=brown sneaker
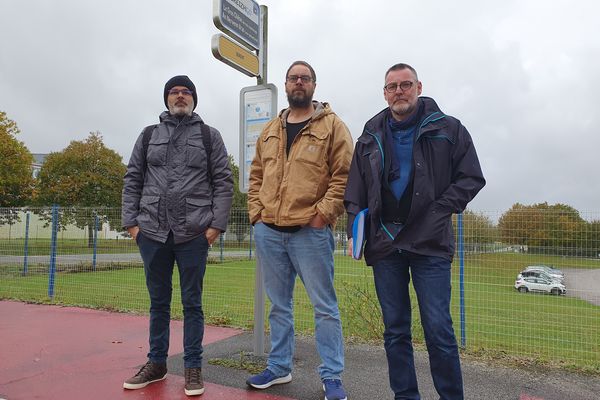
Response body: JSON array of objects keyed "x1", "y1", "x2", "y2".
[
  {"x1": 123, "y1": 361, "x2": 167, "y2": 390},
  {"x1": 184, "y1": 367, "x2": 204, "y2": 396}
]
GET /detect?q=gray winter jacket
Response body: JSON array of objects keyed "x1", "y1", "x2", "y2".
[{"x1": 122, "y1": 111, "x2": 233, "y2": 244}]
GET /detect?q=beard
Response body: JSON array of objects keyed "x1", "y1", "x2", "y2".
[
  {"x1": 169, "y1": 102, "x2": 193, "y2": 117},
  {"x1": 390, "y1": 100, "x2": 417, "y2": 119},
  {"x1": 287, "y1": 89, "x2": 313, "y2": 108}
]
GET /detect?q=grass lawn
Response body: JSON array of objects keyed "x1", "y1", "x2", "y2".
[{"x1": 1, "y1": 251, "x2": 599, "y2": 373}]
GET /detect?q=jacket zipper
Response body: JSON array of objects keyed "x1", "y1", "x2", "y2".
[
  {"x1": 366, "y1": 111, "x2": 446, "y2": 240},
  {"x1": 365, "y1": 131, "x2": 396, "y2": 240}
]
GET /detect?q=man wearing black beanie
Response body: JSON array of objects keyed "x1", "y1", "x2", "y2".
[
  {"x1": 163, "y1": 75, "x2": 198, "y2": 113},
  {"x1": 122, "y1": 75, "x2": 233, "y2": 396}
]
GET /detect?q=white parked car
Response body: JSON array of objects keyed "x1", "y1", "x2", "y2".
[
  {"x1": 514, "y1": 276, "x2": 566, "y2": 295},
  {"x1": 523, "y1": 265, "x2": 564, "y2": 281},
  {"x1": 517, "y1": 269, "x2": 563, "y2": 284}
]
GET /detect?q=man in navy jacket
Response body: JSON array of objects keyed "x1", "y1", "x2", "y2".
[{"x1": 344, "y1": 63, "x2": 485, "y2": 400}]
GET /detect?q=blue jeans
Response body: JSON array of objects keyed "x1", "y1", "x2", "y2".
[
  {"x1": 137, "y1": 231, "x2": 208, "y2": 369},
  {"x1": 373, "y1": 251, "x2": 463, "y2": 400},
  {"x1": 254, "y1": 223, "x2": 345, "y2": 380}
]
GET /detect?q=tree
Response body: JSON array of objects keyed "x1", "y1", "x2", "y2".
[
  {"x1": 455, "y1": 210, "x2": 498, "y2": 252},
  {"x1": 36, "y1": 132, "x2": 126, "y2": 245},
  {"x1": 580, "y1": 219, "x2": 600, "y2": 257},
  {"x1": 0, "y1": 111, "x2": 34, "y2": 206},
  {"x1": 227, "y1": 155, "x2": 249, "y2": 244},
  {"x1": 498, "y1": 202, "x2": 587, "y2": 255},
  {"x1": 498, "y1": 203, "x2": 536, "y2": 246},
  {"x1": 0, "y1": 111, "x2": 34, "y2": 225}
]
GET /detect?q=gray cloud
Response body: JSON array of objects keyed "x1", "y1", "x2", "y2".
[{"x1": 1, "y1": 0, "x2": 598, "y2": 215}]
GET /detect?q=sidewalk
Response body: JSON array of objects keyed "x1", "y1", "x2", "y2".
[
  {"x1": 0, "y1": 301, "x2": 291, "y2": 400},
  {"x1": 1, "y1": 301, "x2": 599, "y2": 400}
]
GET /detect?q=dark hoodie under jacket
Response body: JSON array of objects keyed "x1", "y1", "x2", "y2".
[{"x1": 344, "y1": 97, "x2": 485, "y2": 265}]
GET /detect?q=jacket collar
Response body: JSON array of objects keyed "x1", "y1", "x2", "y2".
[
  {"x1": 361, "y1": 97, "x2": 447, "y2": 143},
  {"x1": 278, "y1": 101, "x2": 330, "y2": 128},
  {"x1": 159, "y1": 111, "x2": 203, "y2": 126}
]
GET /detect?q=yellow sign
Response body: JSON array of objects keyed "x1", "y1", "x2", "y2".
[{"x1": 211, "y1": 34, "x2": 260, "y2": 77}]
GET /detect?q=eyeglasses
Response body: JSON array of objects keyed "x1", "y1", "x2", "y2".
[
  {"x1": 384, "y1": 81, "x2": 414, "y2": 93},
  {"x1": 168, "y1": 89, "x2": 194, "y2": 96},
  {"x1": 286, "y1": 75, "x2": 313, "y2": 83}
]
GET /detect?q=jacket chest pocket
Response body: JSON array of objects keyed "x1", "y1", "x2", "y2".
[
  {"x1": 420, "y1": 136, "x2": 453, "y2": 196},
  {"x1": 147, "y1": 137, "x2": 169, "y2": 166},
  {"x1": 261, "y1": 135, "x2": 280, "y2": 163},
  {"x1": 294, "y1": 132, "x2": 327, "y2": 166},
  {"x1": 186, "y1": 136, "x2": 208, "y2": 169},
  {"x1": 260, "y1": 135, "x2": 281, "y2": 194}
]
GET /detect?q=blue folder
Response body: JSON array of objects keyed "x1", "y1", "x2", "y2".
[{"x1": 351, "y1": 208, "x2": 368, "y2": 260}]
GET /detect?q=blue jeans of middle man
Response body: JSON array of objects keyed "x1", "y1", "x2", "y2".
[{"x1": 254, "y1": 222, "x2": 345, "y2": 380}]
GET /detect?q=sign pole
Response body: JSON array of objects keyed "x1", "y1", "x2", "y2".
[
  {"x1": 257, "y1": 5, "x2": 267, "y2": 85},
  {"x1": 252, "y1": 3, "x2": 268, "y2": 358},
  {"x1": 212, "y1": 0, "x2": 270, "y2": 358}
]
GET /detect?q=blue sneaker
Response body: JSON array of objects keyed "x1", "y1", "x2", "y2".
[
  {"x1": 323, "y1": 378, "x2": 347, "y2": 400},
  {"x1": 246, "y1": 368, "x2": 292, "y2": 389}
]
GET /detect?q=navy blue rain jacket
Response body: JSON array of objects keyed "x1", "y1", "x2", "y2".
[{"x1": 344, "y1": 97, "x2": 485, "y2": 265}]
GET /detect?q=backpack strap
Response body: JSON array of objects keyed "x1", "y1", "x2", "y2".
[
  {"x1": 201, "y1": 123, "x2": 213, "y2": 185},
  {"x1": 141, "y1": 124, "x2": 157, "y2": 177}
]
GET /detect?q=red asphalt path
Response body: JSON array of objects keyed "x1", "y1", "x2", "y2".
[{"x1": 0, "y1": 301, "x2": 295, "y2": 400}]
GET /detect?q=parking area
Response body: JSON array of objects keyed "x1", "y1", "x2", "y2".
[{"x1": 563, "y1": 268, "x2": 600, "y2": 306}]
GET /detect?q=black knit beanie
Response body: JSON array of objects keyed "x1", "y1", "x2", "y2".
[{"x1": 164, "y1": 75, "x2": 197, "y2": 110}]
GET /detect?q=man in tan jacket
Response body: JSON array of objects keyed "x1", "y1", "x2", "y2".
[{"x1": 246, "y1": 61, "x2": 353, "y2": 400}]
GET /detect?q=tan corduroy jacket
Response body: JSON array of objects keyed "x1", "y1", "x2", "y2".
[{"x1": 248, "y1": 101, "x2": 353, "y2": 227}]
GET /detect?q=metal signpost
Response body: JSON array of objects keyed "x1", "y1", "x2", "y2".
[{"x1": 212, "y1": 0, "x2": 275, "y2": 356}]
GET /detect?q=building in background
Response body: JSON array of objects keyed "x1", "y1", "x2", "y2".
[{"x1": 31, "y1": 153, "x2": 48, "y2": 179}]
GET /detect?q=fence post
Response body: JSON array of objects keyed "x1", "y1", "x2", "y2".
[
  {"x1": 249, "y1": 225, "x2": 253, "y2": 260},
  {"x1": 458, "y1": 212, "x2": 466, "y2": 348},
  {"x1": 219, "y1": 233, "x2": 224, "y2": 263},
  {"x1": 23, "y1": 211, "x2": 30, "y2": 276},
  {"x1": 48, "y1": 205, "x2": 59, "y2": 299},
  {"x1": 92, "y1": 214, "x2": 99, "y2": 271}
]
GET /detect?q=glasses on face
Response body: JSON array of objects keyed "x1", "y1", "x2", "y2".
[
  {"x1": 286, "y1": 75, "x2": 313, "y2": 83},
  {"x1": 384, "y1": 81, "x2": 414, "y2": 93},
  {"x1": 168, "y1": 89, "x2": 194, "y2": 96}
]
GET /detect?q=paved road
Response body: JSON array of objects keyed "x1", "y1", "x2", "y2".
[
  {"x1": 6, "y1": 300, "x2": 598, "y2": 400},
  {"x1": 0, "y1": 250, "x2": 254, "y2": 266},
  {"x1": 186, "y1": 332, "x2": 600, "y2": 400},
  {"x1": 0, "y1": 253, "x2": 142, "y2": 265},
  {"x1": 563, "y1": 268, "x2": 600, "y2": 306},
  {"x1": 0, "y1": 249, "x2": 351, "y2": 266}
]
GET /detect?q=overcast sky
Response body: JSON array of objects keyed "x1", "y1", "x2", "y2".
[{"x1": 1, "y1": 0, "x2": 598, "y2": 216}]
